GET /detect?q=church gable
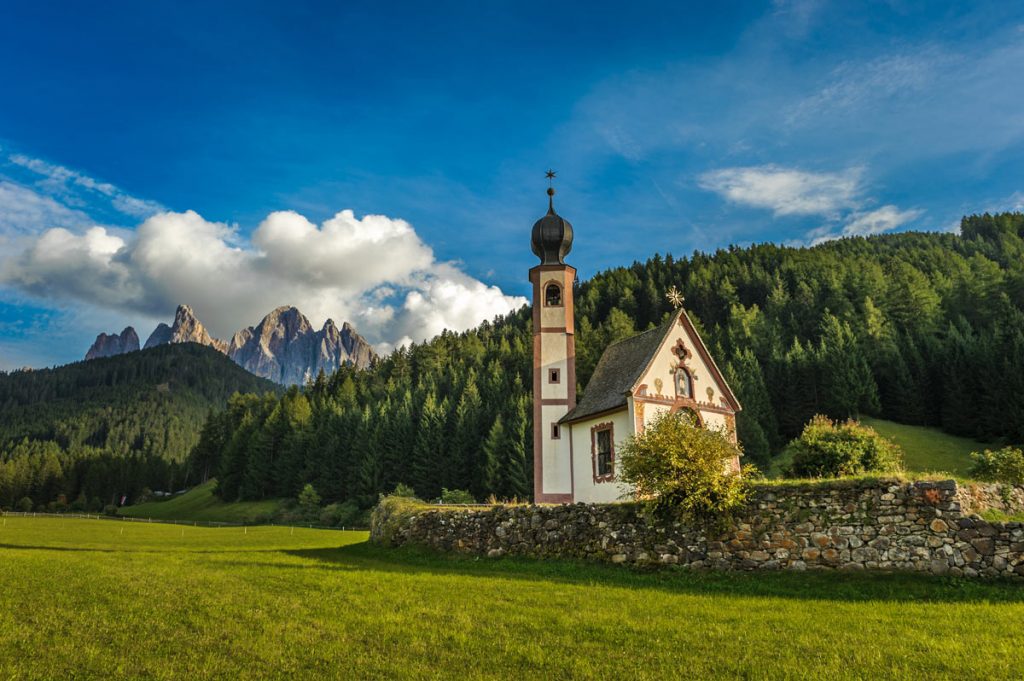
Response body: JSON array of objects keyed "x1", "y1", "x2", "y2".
[
  {"x1": 632, "y1": 308, "x2": 740, "y2": 414},
  {"x1": 560, "y1": 318, "x2": 670, "y2": 424}
]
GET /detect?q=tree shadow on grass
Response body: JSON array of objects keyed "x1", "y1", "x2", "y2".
[{"x1": 284, "y1": 542, "x2": 1024, "y2": 604}]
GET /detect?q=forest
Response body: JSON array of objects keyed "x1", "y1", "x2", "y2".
[
  {"x1": 4, "y1": 212, "x2": 1023, "y2": 510},
  {"x1": 191, "y1": 212, "x2": 1024, "y2": 507},
  {"x1": 0, "y1": 344, "x2": 279, "y2": 510}
]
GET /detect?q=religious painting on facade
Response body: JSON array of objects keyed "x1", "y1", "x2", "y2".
[{"x1": 674, "y1": 366, "x2": 692, "y2": 399}]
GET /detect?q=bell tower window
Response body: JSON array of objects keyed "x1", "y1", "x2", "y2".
[{"x1": 545, "y1": 283, "x2": 562, "y2": 307}]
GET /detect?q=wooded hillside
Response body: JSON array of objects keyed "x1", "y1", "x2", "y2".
[
  {"x1": 0, "y1": 344, "x2": 280, "y2": 509},
  {"x1": 195, "y1": 212, "x2": 1024, "y2": 506}
]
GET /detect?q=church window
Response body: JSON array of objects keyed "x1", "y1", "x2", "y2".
[
  {"x1": 675, "y1": 367, "x2": 693, "y2": 399},
  {"x1": 551, "y1": 423, "x2": 560, "y2": 439},
  {"x1": 677, "y1": 407, "x2": 701, "y2": 426},
  {"x1": 592, "y1": 423, "x2": 614, "y2": 482},
  {"x1": 549, "y1": 368, "x2": 560, "y2": 383},
  {"x1": 545, "y1": 283, "x2": 562, "y2": 307}
]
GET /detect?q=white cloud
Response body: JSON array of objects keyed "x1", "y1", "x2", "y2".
[
  {"x1": 841, "y1": 205, "x2": 923, "y2": 237},
  {"x1": 805, "y1": 205, "x2": 923, "y2": 245},
  {"x1": 785, "y1": 52, "x2": 937, "y2": 126},
  {"x1": 698, "y1": 165, "x2": 862, "y2": 217},
  {"x1": 0, "y1": 180, "x2": 94, "y2": 236},
  {"x1": 8, "y1": 153, "x2": 164, "y2": 219},
  {"x1": 1011, "y1": 191, "x2": 1024, "y2": 212},
  {"x1": 0, "y1": 208, "x2": 526, "y2": 349}
]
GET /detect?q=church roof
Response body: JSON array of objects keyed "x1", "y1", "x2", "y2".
[
  {"x1": 560, "y1": 307, "x2": 741, "y2": 424},
  {"x1": 560, "y1": 316, "x2": 674, "y2": 424}
]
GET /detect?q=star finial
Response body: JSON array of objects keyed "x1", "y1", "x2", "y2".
[
  {"x1": 666, "y1": 285, "x2": 685, "y2": 308},
  {"x1": 545, "y1": 170, "x2": 557, "y2": 213}
]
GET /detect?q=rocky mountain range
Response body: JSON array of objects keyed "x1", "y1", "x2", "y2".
[
  {"x1": 85, "y1": 327, "x2": 140, "y2": 360},
  {"x1": 85, "y1": 304, "x2": 376, "y2": 384}
]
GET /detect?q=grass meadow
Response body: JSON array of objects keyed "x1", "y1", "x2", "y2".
[
  {"x1": 769, "y1": 418, "x2": 990, "y2": 479},
  {"x1": 118, "y1": 480, "x2": 284, "y2": 523},
  {"x1": 861, "y1": 418, "x2": 987, "y2": 477},
  {"x1": 1, "y1": 516, "x2": 1023, "y2": 679}
]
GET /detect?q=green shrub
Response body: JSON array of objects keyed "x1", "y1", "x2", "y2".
[
  {"x1": 319, "y1": 501, "x2": 361, "y2": 527},
  {"x1": 371, "y1": 495, "x2": 429, "y2": 546},
  {"x1": 17, "y1": 497, "x2": 33, "y2": 513},
  {"x1": 103, "y1": 504, "x2": 119, "y2": 516},
  {"x1": 617, "y1": 410, "x2": 750, "y2": 526},
  {"x1": 968, "y1": 447, "x2": 1024, "y2": 485},
  {"x1": 787, "y1": 415, "x2": 903, "y2": 478},
  {"x1": 391, "y1": 483, "x2": 418, "y2": 498},
  {"x1": 440, "y1": 488, "x2": 476, "y2": 504}
]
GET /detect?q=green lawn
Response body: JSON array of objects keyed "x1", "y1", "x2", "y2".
[
  {"x1": 118, "y1": 480, "x2": 284, "y2": 523},
  {"x1": 861, "y1": 417, "x2": 989, "y2": 477},
  {"x1": 1, "y1": 517, "x2": 1023, "y2": 679}
]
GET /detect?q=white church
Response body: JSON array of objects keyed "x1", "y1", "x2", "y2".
[{"x1": 530, "y1": 185, "x2": 742, "y2": 504}]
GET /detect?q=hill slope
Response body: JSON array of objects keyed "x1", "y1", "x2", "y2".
[
  {"x1": 860, "y1": 417, "x2": 986, "y2": 477},
  {"x1": 118, "y1": 480, "x2": 284, "y2": 523},
  {"x1": 194, "y1": 212, "x2": 1024, "y2": 505},
  {"x1": 0, "y1": 343, "x2": 280, "y2": 509}
]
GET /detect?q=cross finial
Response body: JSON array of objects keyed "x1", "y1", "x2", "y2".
[{"x1": 666, "y1": 285, "x2": 685, "y2": 308}]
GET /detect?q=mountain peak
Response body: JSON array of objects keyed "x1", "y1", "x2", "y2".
[
  {"x1": 144, "y1": 304, "x2": 227, "y2": 353},
  {"x1": 90, "y1": 303, "x2": 375, "y2": 384},
  {"x1": 85, "y1": 326, "x2": 140, "y2": 360}
]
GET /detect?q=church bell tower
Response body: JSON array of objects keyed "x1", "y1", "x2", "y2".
[{"x1": 530, "y1": 174, "x2": 576, "y2": 503}]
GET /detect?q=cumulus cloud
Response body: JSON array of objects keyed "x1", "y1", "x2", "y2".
[
  {"x1": 698, "y1": 165, "x2": 862, "y2": 217},
  {"x1": 0, "y1": 208, "x2": 526, "y2": 350}
]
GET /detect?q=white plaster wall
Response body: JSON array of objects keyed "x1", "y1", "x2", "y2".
[
  {"x1": 570, "y1": 408, "x2": 634, "y2": 504},
  {"x1": 636, "y1": 319, "x2": 730, "y2": 410},
  {"x1": 539, "y1": 333, "x2": 568, "y2": 401},
  {"x1": 541, "y1": 404, "x2": 572, "y2": 495},
  {"x1": 539, "y1": 300, "x2": 566, "y2": 328}
]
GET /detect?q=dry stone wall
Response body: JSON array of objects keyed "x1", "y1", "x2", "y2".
[{"x1": 371, "y1": 480, "x2": 1024, "y2": 579}]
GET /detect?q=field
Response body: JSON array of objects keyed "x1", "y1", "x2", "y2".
[
  {"x1": 769, "y1": 418, "x2": 989, "y2": 479},
  {"x1": 861, "y1": 418, "x2": 988, "y2": 477},
  {"x1": 1, "y1": 517, "x2": 1023, "y2": 679},
  {"x1": 118, "y1": 480, "x2": 284, "y2": 523}
]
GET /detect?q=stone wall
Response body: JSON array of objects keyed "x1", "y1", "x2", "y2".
[
  {"x1": 958, "y1": 482, "x2": 1024, "y2": 516},
  {"x1": 371, "y1": 480, "x2": 1024, "y2": 579}
]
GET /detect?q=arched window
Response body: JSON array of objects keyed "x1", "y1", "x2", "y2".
[
  {"x1": 545, "y1": 283, "x2": 562, "y2": 307},
  {"x1": 674, "y1": 367, "x2": 693, "y2": 399},
  {"x1": 676, "y1": 407, "x2": 701, "y2": 426}
]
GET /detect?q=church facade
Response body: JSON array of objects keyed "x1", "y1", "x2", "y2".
[{"x1": 531, "y1": 187, "x2": 742, "y2": 504}]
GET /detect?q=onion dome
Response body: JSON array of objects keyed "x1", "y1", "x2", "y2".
[{"x1": 531, "y1": 187, "x2": 574, "y2": 265}]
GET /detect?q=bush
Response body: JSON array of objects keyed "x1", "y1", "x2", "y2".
[
  {"x1": 319, "y1": 501, "x2": 362, "y2": 527},
  {"x1": 969, "y1": 447, "x2": 1024, "y2": 485},
  {"x1": 102, "y1": 504, "x2": 119, "y2": 516},
  {"x1": 17, "y1": 497, "x2": 33, "y2": 513},
  {"x1": 391, "y1": 483, "x2": 418, "y2": 498},
  {"x1": 617, "y1": 410, "x2": 750, "y2": 526},
  {"x1": 70, "y1": 492, "x2": 88, "y2": 512},
  {"x1": 787, "y1": 415, "x2": 903, "y2": 478},
  {"x1": 440, "y1": 488, "x2": 476, "y2": 505},
  {"x1": 371, "y1": 495, "x2": 428, "y2": 546}
]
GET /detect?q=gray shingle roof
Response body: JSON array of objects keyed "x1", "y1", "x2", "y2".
[{"x1": 560, "y1": 315, "x2": 675, "y2": 424}]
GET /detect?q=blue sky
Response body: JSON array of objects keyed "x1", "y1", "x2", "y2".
[{"x1": 1, "y1": 0, "x2": 1023, "y2": 368}]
